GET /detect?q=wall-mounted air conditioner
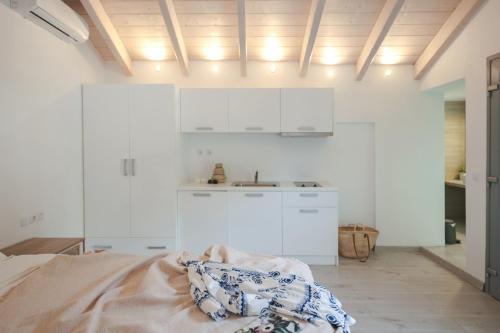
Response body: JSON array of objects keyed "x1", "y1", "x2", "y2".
[{"x1": 10, "y1": 0, "x2": 89, "y2": 44}]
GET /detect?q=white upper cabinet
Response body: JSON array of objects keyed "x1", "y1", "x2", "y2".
[
  {"x1": 281, "y1": 88, "x2": 334, "y2": 134},
  {"x1": 228, "y1": 89, "x2": 281, "y2": 133},
  {"x1": 180, "y1": 88, "x2": 228, "y2": 132}
]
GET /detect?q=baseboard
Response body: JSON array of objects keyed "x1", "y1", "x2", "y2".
[{"x1": 420, "y1": 247, "x2": 484, "y2": 290}]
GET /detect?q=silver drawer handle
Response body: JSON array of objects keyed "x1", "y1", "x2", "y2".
[
  {"x1": 93, "y1": 245, "x2": 112, "y2": 249},
  {"x1": 147, "y1": 246, "x2": 167, "y2": 250},
  {"x1": 195, "y1": 126, "x2": 213, "y2": 131},
  {"x1": 300, "y1": 193, "x2": 318, "y2": 197},
  {"x1": 245, "y1": 193, "x2": 263, "y2": 197},
  {"x1": 299, "y1": 209, "x2": 319, "y2": 214},
  {"x1": 245, "y1": 126, "x2": 263, "y2": 131},
  {"x1": 297, "y1": 126, "x2": 315, "y2": 131},
  {"x1": 193, "y1": 193, "x2": 211, "y2": 197}
]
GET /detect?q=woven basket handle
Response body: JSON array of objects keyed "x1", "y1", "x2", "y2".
[{"x1": 352, "y1": 233, "x2": 372, "y2": 263}]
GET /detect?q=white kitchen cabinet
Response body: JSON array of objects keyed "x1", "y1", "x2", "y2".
[
  {"x1": 180, "y1": 88, "x2": 228, "y2": 132},
  {"x1": 83, "y1": 84, "x2": 177, "y2": 253},
  {"x1": 228, "y1": 192, "x2": 282, "y2": 255},
  {"x1": 85, "y1": 238, "x2": 175, "y2": 255},
  {"x1": 83, "y1": 85, "x2": 130, "y2": 238},
  {"x1": 178, "y1": 191, "x2": 228, "y2": 255},
  {"x1": 281, "y1": 88, "x2": 334, "y2": 134},
  {"x1": 129, "y1": 85, "x2": 176, "y2": 237},
  {"x1": 283, "y1": 207, "x2": 338, "y2": 256},
  {"x1": 228, "y1": 89, "x2": 281, "y2": 133}
]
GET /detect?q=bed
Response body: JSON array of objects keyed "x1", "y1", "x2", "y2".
[{"x1": 0, "y1": 245, "x2": 350, "y2": 333}]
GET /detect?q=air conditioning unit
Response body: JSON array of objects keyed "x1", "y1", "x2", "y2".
[{"x1": 10, "y1": 0, "x2": 89, "y2": 44}]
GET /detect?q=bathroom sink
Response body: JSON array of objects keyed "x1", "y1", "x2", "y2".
[{"x1": 232, "y1": 181, "x2": 280, "y2": 187}]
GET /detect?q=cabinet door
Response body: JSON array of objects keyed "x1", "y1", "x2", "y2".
[
  {"x1": 281, "y1": 88, "x2": 333, "y2": 133},
  {"x1": 180, "y1": 89, "x2": 228, "y2": 132},
  {"x1": 283, "y1": 207, "x2": 338, "y2": 255},
  {"x1": 228, "y1": 192, "x2": 282, "y2": 255},
  {"x1": 228, "y1": 89, "x2": 281, "y2": 133},
  {"x1": 83, "y1": 85, "x2": 130, "y2": 237},
  {"x1": 178, "y1": 191, "x2": 228, "y2": 255},
  {"x1": 129, "y1": 85, "x2": 176, "y2": 237}
]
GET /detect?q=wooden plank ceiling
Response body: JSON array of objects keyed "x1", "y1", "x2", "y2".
[{"x1": 65, "y1": 0, "x2": 463, "y2": 68}]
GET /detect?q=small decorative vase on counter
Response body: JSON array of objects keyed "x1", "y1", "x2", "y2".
[
  {"x1": 212, "y1": 163, "x2": 226, "y2": 183},
  {"x1": 459, "y1": 172, "x2": 466, "y2": 184}
]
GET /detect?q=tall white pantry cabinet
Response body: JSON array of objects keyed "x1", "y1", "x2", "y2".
[{"x1": 83, "y1": 84, "x2": 177, "y2": 255}]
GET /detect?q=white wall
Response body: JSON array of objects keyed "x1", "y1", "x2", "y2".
[
  {"x1": 102, "y1": 61, "x2": 444, "y2": 247},
  {"x1": 420, "y1": 0, "x2": 497, "y2": 282},
  {"x1": 184, "y1": 124, "x2": 375, "y2": 227},
  {"x1": 0, "y1": 4, "x2": 104, "y2": 248}
]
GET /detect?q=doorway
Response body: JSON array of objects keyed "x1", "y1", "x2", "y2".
[
  {"x1": 423, "y1": 80, "x2": 467, "y2": 272},
  {"x1": 486, "y1": 56, "x2": 500, "y2": 300}
]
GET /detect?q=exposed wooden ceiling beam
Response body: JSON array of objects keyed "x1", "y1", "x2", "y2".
[
  {"x1": 414, "y1": 0, "x2": 484, "y2": 80},
  {"x1": 299, "y1": 0, "x2": 326, "y2": 77},
  {"x1": 159, "y1": 0, "x2": 189, "y2": 76},
  {"x1": 236, "y1": 0, "x2": 247, "y2": 76},
  {"x1": 355, "y1": 0, "x2": 404, "y2": 81},
  {"x1": 80, "y1": 0, "x2": 132, "y2": 75}
]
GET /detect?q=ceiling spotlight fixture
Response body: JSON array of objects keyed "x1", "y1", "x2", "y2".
[
  {"x1": 143, "y1": 46, "x2": 167, "y2": 61},
  {"x1": 263, "y1": 37, "x2": 282, "y2": 61},
  {"x1": 326, "y1": 68, "x2": 335, "y2": 77},
  {"x1": 384, "y1": 69, "x2": 393, "y2": 77},
  {"x1": 155, "y1": 64, "x2": 161, "y2": 72},
  {"x1": 323, "y1": 47, "x2": 341, "y2": 65},
  {"x1": 270, "y1": 63, "x2": 277, "y2": 73},
  {"x1": 205, "y1": 42, "x2": 223, "y2": 61},
  {"x1": 380, "y1": 47, "x2": 399, "y2": 65},
  {"x1": 212, "y1": 64, "x2": 220, "y2": 73}
]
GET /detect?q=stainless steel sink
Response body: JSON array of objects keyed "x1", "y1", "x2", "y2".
[{"x1": 232, "y1": 181, "x2": 280, "y2": 187}]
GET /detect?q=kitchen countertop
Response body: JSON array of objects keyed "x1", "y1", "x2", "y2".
[
  {"x1": 445, "y1": 179, "x2": 466, "y2": 189},
  {"x1": 178, "y1": 181, "x2": 338, "y2": 192}
]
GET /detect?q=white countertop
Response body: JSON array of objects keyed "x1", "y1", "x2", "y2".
[{"x1": 178, "y1": 181, "x2": 338, "y2": 192}]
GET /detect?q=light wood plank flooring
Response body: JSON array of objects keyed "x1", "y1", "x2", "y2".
[{"x1": 311, "y1": 248, "x2": 500, "y2": 333}]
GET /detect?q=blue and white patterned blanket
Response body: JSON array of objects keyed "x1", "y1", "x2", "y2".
[{"x1": 185, "y1": 261, "x2": 355, "y2": 333}]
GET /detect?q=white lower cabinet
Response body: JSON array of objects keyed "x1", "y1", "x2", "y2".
[
  {"x1": 178, "y1": 189, "x2": 338, "y2": 265},
  {"x1": 283, "y1": 208, "x2": 338, "y2": 256},
  {"x1": 228, "y1": 192, "x2": 282, "y2": 255},
  {"x1": 85, "y1": 238, "x2": 176, "y2": 256},
  {"x1": 178, "y1": 191, "x2": 228, "y2": 255}
]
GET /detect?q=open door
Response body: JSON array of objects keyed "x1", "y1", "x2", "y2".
[{"x1": 487, "y1": 57, "x2": 500, "y2": 300}]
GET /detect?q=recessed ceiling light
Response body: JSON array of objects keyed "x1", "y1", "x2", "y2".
[
  {"x1": 143, "y1": 47, "x2": 167, "y2": 61},
  {"x1": 270, "y1": 63, "x2": 277, "y2": 73},
  {"x1": 212, "y1": 64, "x2": 220, "y2": 73},
  {"x1": 384, "y1": 69, "x2": 392, "y2": 77},
  {"x1": 323, "y1": 47, "x2": 342, "y2": 65},
  {"x1": 263, "y1": 37, "x2": 282, "y2": 61},
  {"x1": 155, "y1": 64, "x2": 161, "y2": 72},
  {"x1": 380, "y1": 47, "x2": 399, "y2": 65},
  {"x1": 205, "y1": 42, "x2": 223, "y2": 61},
  {"x1": 326, "y1": 68, "x2": 335, "y2": 77}
]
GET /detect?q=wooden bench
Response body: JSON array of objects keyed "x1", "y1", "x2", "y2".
[{"x1": 1, "y1": 238, "x2": 84, "y2": 256}]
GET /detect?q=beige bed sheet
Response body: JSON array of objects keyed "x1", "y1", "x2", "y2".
[{"x1": 0, "y1": 245, "x2": 335, "y2": 333}]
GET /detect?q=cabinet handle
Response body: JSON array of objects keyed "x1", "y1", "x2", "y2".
[
  {"x1": 93, "y1": 245, "x2": 112, "y2": 249},
  {"x1": 245, "y1": 193, "x2": 263, "y2": 197},
  {"x1": 297, "y1": 126, "x2": 315, "y2": 131},
  {"x1": 195, "y1": 126, "x2": 213, "y2": 131},
  {"x1": 299, "y1": 209, "x2": 319, "y2": 214},
  {"x1": 123, "y1": 159, "x2": 128, "y2": 176},
  {"x1": 300, "y1": 193, "x2": 318, "y2": 197},
  {"x1": 147, "y1": 246, "x2": 167, "y2": 250},
  {"x1": 131, "y1": 158, "x2": 136, "y2": 176},
  {"x1": 245, "y1": 126, "x2": 263, "y2": 131},
  {"x1": 193, "y1": 193, "x2": 211, "y2": 197}
]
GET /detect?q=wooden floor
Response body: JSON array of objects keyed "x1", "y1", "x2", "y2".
[{"x1": 310, "y1": 248, "x2": 500, "y2": 333}]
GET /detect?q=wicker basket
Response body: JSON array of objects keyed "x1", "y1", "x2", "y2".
[{"x1": 339, "y1": 224, "x2": 379, "y2": 262}]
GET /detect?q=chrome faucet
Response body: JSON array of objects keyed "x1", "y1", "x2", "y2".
[{"x1": 254, "y1": 170, "x2": 259, "y2": 183}]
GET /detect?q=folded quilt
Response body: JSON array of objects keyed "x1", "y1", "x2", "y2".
[{"x1": 185, "y1": 260, "x2": 355, "y2": 333}]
